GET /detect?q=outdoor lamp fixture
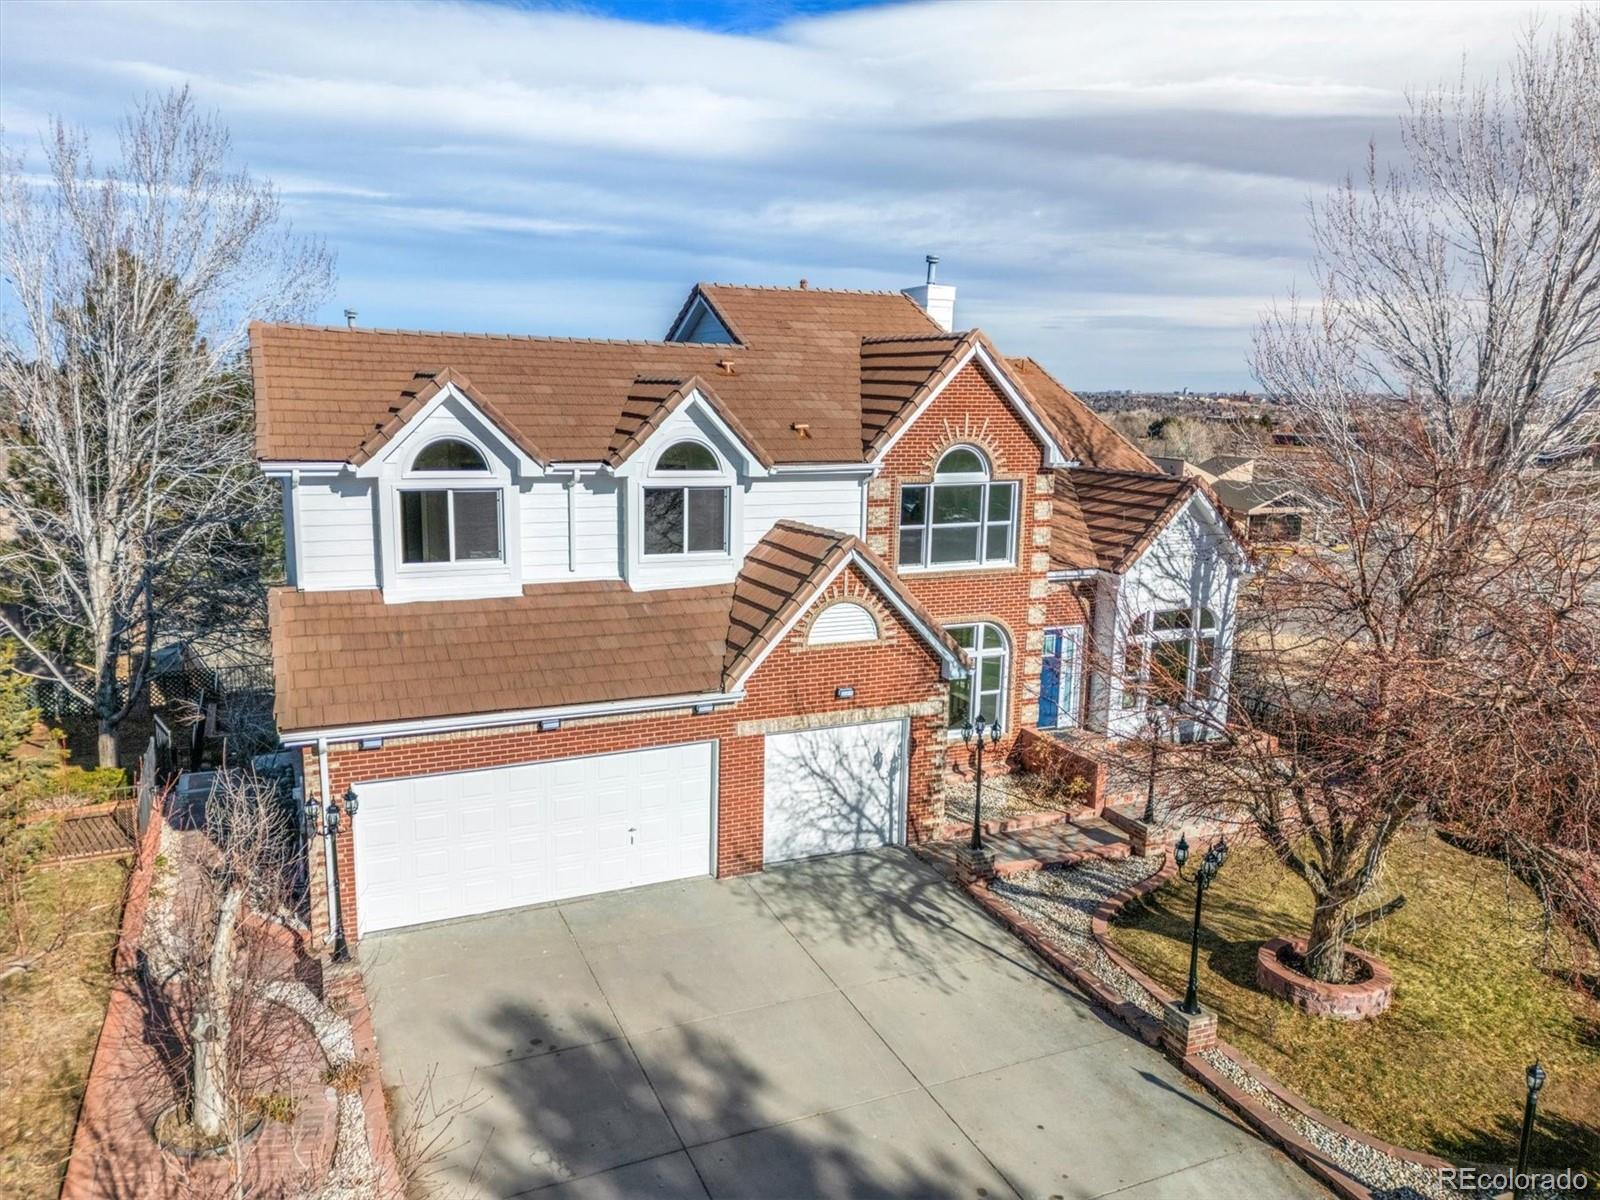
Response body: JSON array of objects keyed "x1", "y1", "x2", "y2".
[
  {"x1": 962, "y1": 714, "x2": 1003, "y2": 853},
  {"x1": 1513, "y1": 1061, "x2": 1547, "y2": 1197},
  {"x1": 308, "y1": 788, "x2": 359, "y2": 964},
  {"x1": 343, "y1": 786, "x2": 360, "y2": 818},
  {"x1": 1174, "y1": 833, "x2": 1229, "y2": 1016}
]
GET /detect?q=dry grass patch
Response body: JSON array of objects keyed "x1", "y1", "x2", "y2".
[
  {"x1": 1107, "y1": 832, "x2": 1600, "y2": 1170},
  {"x1": 0, "y1": 856, "x2": 129, "y2": 1198}
]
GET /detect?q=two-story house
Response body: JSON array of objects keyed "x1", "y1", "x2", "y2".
[{"x1": 255, "y1": 270, "x2": 1247, "y2": 943}]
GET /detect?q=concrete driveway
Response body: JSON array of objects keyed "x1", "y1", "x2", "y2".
[{"x1": 363, "y1": 848, "x2": 1325, "y2": 1200}]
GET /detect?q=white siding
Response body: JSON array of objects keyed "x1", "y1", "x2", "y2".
[
  {"x1": 520, "y1": 474, "x2": 622, "y2": 582},
  {"x1": 296, "y1": 477, "x2": 379, "y2": 589},
  {"x1": 742, "y1": 475, "x2": 863, "y2": 554}
]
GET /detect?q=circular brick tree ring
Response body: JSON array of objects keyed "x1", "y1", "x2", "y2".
[{"x1": 1256, "y1": 936, "x2": 1394, "y2": 1020}]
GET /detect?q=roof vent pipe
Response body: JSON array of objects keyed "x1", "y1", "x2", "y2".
[
  {"x1": 902, "y1": 255, "x2": 956, "y2": 332},
  {"x1": 344, "y1": 308, "x2": 358, "y2": 328}
]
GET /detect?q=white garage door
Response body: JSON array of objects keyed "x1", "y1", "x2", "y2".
[
  {"x1": 352, "y1": 742, "x2": 714, "y2": 933},
  {"x1": 763, "y1": 719, "x2": 907, "y2": 864}
]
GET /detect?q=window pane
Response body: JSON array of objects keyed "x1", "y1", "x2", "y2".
[
  {"x1": 979, "y1": 623, "x2": 1004, "y2": 652},
  {"x1": 899, "y1": 485, "x2": 927, "y2": 525},
  {"x1": 658, "y1": 441, "x2": 718, "y2": 471},
  {"x1": 977, "y1": 688, "x2": 1001, "y2": 724},
  {"x1": 643, "y1": 488, "x2": 684, "y2": 555},
  {"x1": 452, "y1": 491, "x2": 501, "y2": 561},
  {"x1": 984, "y1": 521, "x2": 1012, "y2": 562},
  {"x1": 1153, "y1": 638, "x2": 1191, "y2": 702},
  {"x1": 948, "y1": 676, "x2": 971, "y2": 725},
  {"x1": 1155, "y1": 609, "x2": 1191, "y2": 631},
  {"x1": 931, "y1": 524, "x2": 980, "y2": 564},
  {"x1": 932, "y1": 484, "x2": 982, "y2": 523},
  {"x1": 980, "y1": 656, "x2": 1002, "y2": 693},
  {"x1": 936, "y1": 447, "x2": 985, "y2": 477},
  {"x1": 987, "y1": 483, "x2": 1015, "y2": 521},
  {"x1": 1194, "y1": 636, "x2": 1216, "y2": 697},
  {"x1": 400, "y1": 491, "x2": 449, "y2": 563},
  {"x1": 686, "y1": 487, "x2": 727, "y2": 552},
  {"x1": 413, "y1": 439, "x2": 487, "y2": 471},
  {"x1": 948, "y1": 624, "x2": 975, "y2": 649},
  {"x1": 898, "y1": 527, "x2": 924, "y2": 566}
]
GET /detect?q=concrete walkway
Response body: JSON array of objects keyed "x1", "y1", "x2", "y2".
[{"x1": 362, "y1": 848, "x2": 1324, "y2": 1199}]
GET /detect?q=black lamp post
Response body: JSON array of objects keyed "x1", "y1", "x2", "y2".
[
  {"x1": 961, "y1": 714, "x2": 1002, "y2": 852},
  {"x1": 306, "y1": 787, "x2": 360, "y2": 962},
  {"x1": 1513, "y1": 1060, "x2": 1545, "y2": 1198},
  {"x1": 1173, "y1": 833, "x2": 1228, "y2": 1016},
  {"x1": 1142, "y1": 704, "x2": 1166, "y2": 825}
]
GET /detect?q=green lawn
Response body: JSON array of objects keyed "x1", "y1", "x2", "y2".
[
  {"x1": 0, "y1": 856, "x2": 129, "y2": 1199},
  {"x1": 1107, "y1": 832, "x2": 1600, "y2": 1170}
]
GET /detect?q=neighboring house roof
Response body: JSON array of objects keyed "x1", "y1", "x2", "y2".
[
  {"x1": 1005, "y1": 358, "x2": 1158, "y2": 473},
  {"x1": 1209, "y1": 478, "x2": 1304, "y2": 514},
  {"x1": 1196, "y1": 453, "x2": 1254, "y2": 478},
  {"x1": 1052, "y1": 467, "x2": 1197, "y2": 572},
  {"x1": 252, "y1": 287, "x2": 1068, "y2": 470},
  {"x1": 270, "y1": 521, "x2": 960, "y2": 736}
]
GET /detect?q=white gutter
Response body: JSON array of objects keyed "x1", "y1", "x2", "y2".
[
  {"x1": 768, "y1": 463, "x2": 877, "y2": 476},
  {"x1": 281, "y1": 688, "x2": 747, "y2": 748},
  {"x1": 261, "y1": 461, "x2": 347, "y2": 475}
]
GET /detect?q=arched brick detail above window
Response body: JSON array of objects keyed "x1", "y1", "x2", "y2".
[
  {"x1": 799, "y1": 577, "x2": 893, "y2": 649},
  {"x1": 923, "y1": 415, "x2": 1008, "y2": 476}
]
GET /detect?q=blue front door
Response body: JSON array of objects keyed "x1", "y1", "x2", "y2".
[{"x1": 1039, "y1": 627, "x2": 1083, "y2": 730}]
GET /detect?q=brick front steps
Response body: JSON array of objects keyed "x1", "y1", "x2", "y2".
[
  {"x1": 949, "y1": 853, "x2": 1454, "y2": 1200},
  {"x1": 934, "y1": 804, "x2": 1088, "y2": 843}
]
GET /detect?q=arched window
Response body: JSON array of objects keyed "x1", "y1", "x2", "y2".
[
  {"x1": 655, "y1": 440, "x2": 719, "y2": 471},
  {"x1": 399, "y1": 439, "x2": 501, "y2": 565},
  {"x1": 946, "y1": 621, "x2": 1008, "y2": 728},
  {"x1": 1123, "y1": 604, "x2": 1220, "y2": 709},
  {"x1": 412, "y1": 439, "x2": 488, "y2": 472},
  {"x1": 808, "y1": 601, "x2": 879, "y2": 646},
  {"x1": 644, "y1": 441, "x2": 729, "y2": 556},
  {"x1": 898, "y1": 446, "x2": 1017, "y2": 569}
]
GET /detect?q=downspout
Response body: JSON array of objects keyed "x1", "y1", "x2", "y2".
[
  {"x1": 566, "y1": 467, "x2": 580, "y2": 573},
  {"x1": 288, "y1": 469, "x2": 305, "y2": 587},
  {"x1": 315, "y1": 737, "x2": 343, "y2": 953}
]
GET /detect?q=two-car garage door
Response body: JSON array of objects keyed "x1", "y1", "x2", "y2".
[{"x1": 352, "y1": 742, "x2": 714, "y2": 934}]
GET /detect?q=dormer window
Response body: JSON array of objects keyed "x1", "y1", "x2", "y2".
[
  {"x1": 399, "y1": 438, "x2": 503, "y2": 565},
  {"x1": 898, "y1": 446, "x2": 1017, "y2": 569},
  {"x1": 643, "y1": 439, "x2": 729, "y2": 556}
]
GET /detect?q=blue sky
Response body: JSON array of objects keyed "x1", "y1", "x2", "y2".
[{"x1": 0, "y1": 0, "x2": 1560, "y2": 389}]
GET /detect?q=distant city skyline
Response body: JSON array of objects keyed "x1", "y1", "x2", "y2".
[{"x1": 0, "y1": 0, "x2": 1564, "y2": 389}]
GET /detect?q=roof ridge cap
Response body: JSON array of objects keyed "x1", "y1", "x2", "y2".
[
  {"x1": 256, "y1": 321, "x2": 737, "y2": 350},
  {"x1": 698, "y1": 282, "x2": 909, "y2": 297}
]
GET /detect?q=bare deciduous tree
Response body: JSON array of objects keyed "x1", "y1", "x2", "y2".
[
  {"x1": 0, "y1": 88, "x2": 332, "y2": 766},
  {"x1": 1158, "y1": 11, "x2": 1600, "y2": 982}
]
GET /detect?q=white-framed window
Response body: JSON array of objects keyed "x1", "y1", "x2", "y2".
[
  {"x1": 947, "y1": 621, "x2": 1009, "y2": 729},
  {"x1": 898, "y1": 446, "x2": 1017, "y2": 570},
  {"x1": 643, "y1": 439, "x2": 730, "y2": 556},
  {"x1": 1123, "y1": 605, "x2": 1219, "y2": 709},
  {"x1": 398, "y1": 438, "x2": 504, "y2": 566}
]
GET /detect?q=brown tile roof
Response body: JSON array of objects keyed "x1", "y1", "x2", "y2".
[
  {"x1": 724, "y1": 521, "x2": 960, "y2": 685},
  {"x1": 349, "y1": 367, "x2": 547, "y2": 467},
  {"x1": 685, "y1": 284, "x2": 941, "y2": 346},
  {"x1": 858, "y1": 333, "x2": 972, "y2": 455},
  {"x1": 1007, "y1": 358, "x2": 1158, "y2": 473},
  {"x1": 268, "y1": 581, "x2": 734, "y2": 733},
  {"x1": 270, "y1": 520, "x2": 961, "y2": 734},
  {"x1": 603, "y1": 375, "x2": 773, "y2": 470},
  {"x1": 1053, "y1": 467, "x2": 1196, "y2": 572}
]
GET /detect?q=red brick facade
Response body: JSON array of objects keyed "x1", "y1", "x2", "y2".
[
  {"x1": 302, "y1": 563, "x2": 949, "y2": 941},
  {"x1": 867, "y1": 360, "x2": 1082, "y2": 772}
]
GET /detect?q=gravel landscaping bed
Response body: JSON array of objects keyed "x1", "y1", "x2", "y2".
[
  {"x1": 944, "y1": 773, "x2": 1079, "y2": 827},
  {"x1": 991, "y1": 859, "x2": 1567, "y2": 1200}
]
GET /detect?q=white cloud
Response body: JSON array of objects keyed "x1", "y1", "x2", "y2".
[{"x1": 0, "y1": 0, "x2": 1567, "y2": 387}]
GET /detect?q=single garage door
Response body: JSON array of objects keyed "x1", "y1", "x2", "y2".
[
  {"x1": 352, "y1": 742, "x2": 714, "y2": 933},
  {"x1": 763, "y1": 719, "x2": 907, "y2": 864}
]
